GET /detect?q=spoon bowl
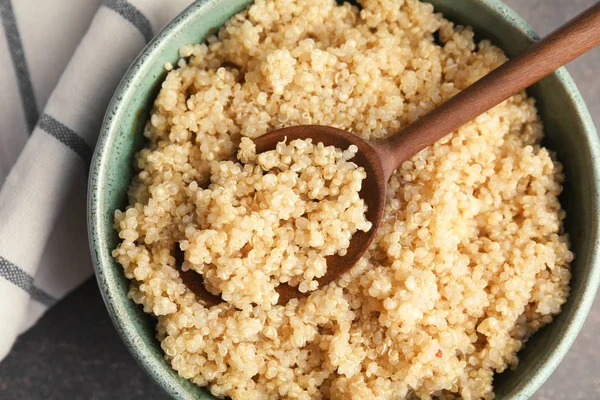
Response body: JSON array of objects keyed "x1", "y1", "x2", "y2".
[
  {"x1": 178, "y1": 125, "x2": 391, "y2": 306},
  {"x1": 253, "y1": 126, "x2": 389, "y2": 303}
]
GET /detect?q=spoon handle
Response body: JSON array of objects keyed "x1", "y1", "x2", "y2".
[{"x1": 378, "y1": 1, "x2": 600, "y2": 175}]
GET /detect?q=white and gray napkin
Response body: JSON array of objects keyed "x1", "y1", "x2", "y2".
[{"x1": 0, "y1": 0, "x2": 194, "y2": 361}]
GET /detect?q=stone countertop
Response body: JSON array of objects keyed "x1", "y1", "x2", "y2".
[{"x1": 0, "y1": 0, "x2": 598, "y2": 399}]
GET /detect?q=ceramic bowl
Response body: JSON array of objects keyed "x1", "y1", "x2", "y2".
[{"x1": 88, "y1": 0, "x2": 600, "y2": 398}]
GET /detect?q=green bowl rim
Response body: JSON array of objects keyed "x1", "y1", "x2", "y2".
[{"x1": 88, "y1": 0, "x2": 600, "y2": 399}]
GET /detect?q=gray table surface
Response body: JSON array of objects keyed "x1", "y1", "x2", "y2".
[{"x1": 0, "y1": 1, "x2": 598, "y2": 399}]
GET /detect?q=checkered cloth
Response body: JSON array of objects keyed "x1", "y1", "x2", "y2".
[{"x1": 0, "y1": 0, "x2": 193, "y2": 361}]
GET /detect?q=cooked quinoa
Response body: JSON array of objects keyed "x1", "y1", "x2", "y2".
[
  {"x1": 182, "y1": 137, "x2": 371, "y2": 309},
  {"x1": 112, "y1": 0, "x2": 573, "y2": 398}
]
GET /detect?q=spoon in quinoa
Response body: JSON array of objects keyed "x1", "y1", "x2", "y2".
[{"x1": 186, "y1": 2, "x2": 600, "y2": 306}]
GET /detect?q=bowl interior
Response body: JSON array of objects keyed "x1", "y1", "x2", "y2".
[{"x1": 88, "y1": 0, "x2": 600, "y2": 399}]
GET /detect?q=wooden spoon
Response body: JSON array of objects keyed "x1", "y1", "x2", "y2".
[{"x1": 183, "y1": 2, "x2": 600, "y2": 306}]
